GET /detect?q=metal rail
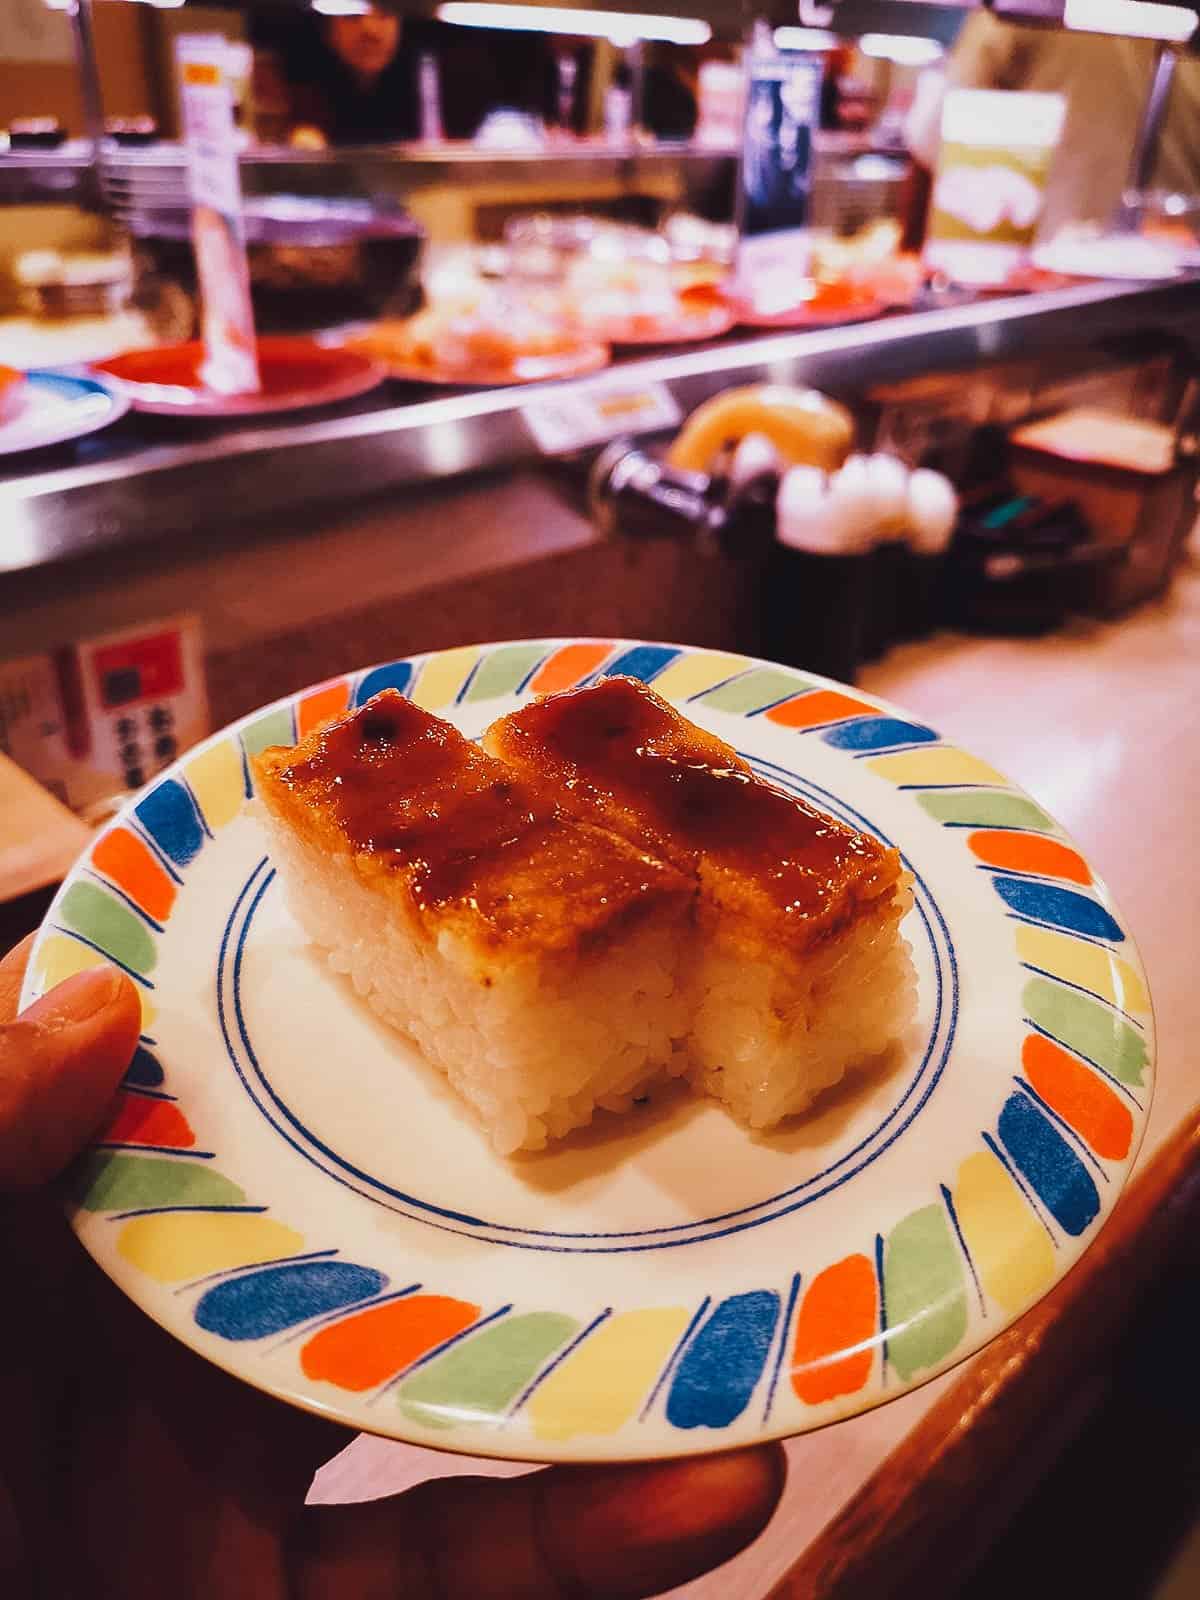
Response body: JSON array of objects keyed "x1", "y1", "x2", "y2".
[{"x1": 2, "y1": 274, "x2": 1198, "y2": 579}]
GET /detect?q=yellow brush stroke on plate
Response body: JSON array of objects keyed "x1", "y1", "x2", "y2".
[
  {"x1": 116, "y1": 1211, "x2": 304, "y2": 1283},
  {"x1": 34, "y1": 933, "x2": 156, "y2": 1027},
  {"x1": 529, "y1": 1307, "x2": 691, "y2": 1441},
  {"x1": 1015, "y1": 924, "x2": 1149, "y2": 1014},
  {"x1": 953, "y1": 1151, "x2": 1056, "y2": 1314},
  {"x1": 867, "y1": 748, "x2": 1008, "y2": 787},
  {"x1": 183, "y1": 739, "x2": 245, "y2": 832},
  {"x1": 409, "y1": 646, "x2": 485, "y2": 710},
  {"x1": 650, "y1": 654, "x2": 750, "y2": 702}
]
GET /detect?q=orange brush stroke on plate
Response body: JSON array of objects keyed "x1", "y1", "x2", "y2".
[
  {"x1": 101, "y1": 1091, "x2": 195, "y2": 1149},
  {"x1": 301, "y1": 1293, "x2": 481, "y2": 1392},
  {"x1": 1022, "y1": 1033, "x2": 1133, "y2": 1161},
  {"x1": 968, "y1": 830, "x2": 1091, "y2": 885},
  {"x1": 91, "y1": 828, "x2": 176, "y2": 922},
  {"x1": 528, "y1": 642, "x2": 615, "y2": 696},
  {"x1": 766, "y1": 690, "x2": 877, "y2": 731},
  {"x1": 297, "y1": 679, "x2": 352, "y2": 738},
  {"x1": 792, "y1": 1253, "x2": 878, "y2": 1404}
]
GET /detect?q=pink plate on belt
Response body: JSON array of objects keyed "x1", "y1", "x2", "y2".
[{"x1": 587, "y1": 300, "x2": 736, "y2": 348}]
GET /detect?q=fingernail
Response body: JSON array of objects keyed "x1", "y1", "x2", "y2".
[{"x1": 30, "y1": 966, "x2": 124, "y2": 1025}]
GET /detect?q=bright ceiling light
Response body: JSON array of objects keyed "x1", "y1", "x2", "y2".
[
  {"x1": 313, "y1": 0, "x2": 372, "y2": 12},
  {"x1": 773, "y1": 26, "x2": 838, "y2": 50},
  {"x1": 437, "y1": 4, "x2": 711, "y2": 45},
  {"x1": 858, "y1": 32, "x2": 943, "y2": 66},
  {"x1": 1064, "y1": 0, "x2": 1197, "y2": 41}
]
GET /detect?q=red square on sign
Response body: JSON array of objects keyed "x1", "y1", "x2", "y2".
[{"x1": 91, "y1": 630, "x2": 186, "y2": 709}]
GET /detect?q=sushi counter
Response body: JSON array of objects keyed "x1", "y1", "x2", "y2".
[
  {"x1": 3, "y1": 313, "x2": 1200, "y2": 1600},
  {"x1": 3, "y1": 273, "x2": 1200, "y2": 1600},
  {"x1": 5, "y1": 273, "x2": 1199, "y2": 572},
  {"x1": 3, "y1": 272, "x2": 1198, "y2": 721}
]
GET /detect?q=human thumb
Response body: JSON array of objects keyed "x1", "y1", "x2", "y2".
[{"x1": 0, "y1": 964, "x2": 141, "y2": 1189}]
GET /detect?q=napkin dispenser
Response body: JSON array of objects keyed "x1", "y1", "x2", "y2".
[{"x1": 1007, "y1": 407, "x2": 1197, "y2": 615}]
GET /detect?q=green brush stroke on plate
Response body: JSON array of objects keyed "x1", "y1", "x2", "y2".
[
  {"x1": 918, "y1": 791, "x2": 1058, "y2": 833},
  {"x1": 59, "y1": 881, "x2": 157, "y2": 973},
  {"x1": 72, "y1": 1153, "x2": 246, "y2": 1212},
  {"x1": 1023, "y1": 977, "x2": 1147, "y2": 1086},
  {"x1": 884, "y1": 1203, "x2": 968, "y2": 1382},
  {"x1": 397, "y1": 1312, "x2": 580, "y2": 1429}
]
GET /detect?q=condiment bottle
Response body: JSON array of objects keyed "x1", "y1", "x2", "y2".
[
  {"x1": 900, "y1": 468, "x2": 959, "y2": 640},
  {"x1": 762, "y1": 464, "x2": 874, "y2": 684}
]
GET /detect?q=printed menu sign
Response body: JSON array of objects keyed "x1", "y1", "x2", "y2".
[
  {"x1": 0, "y1": 615, "x2": 209, "y2": 820},
  {"x1": 176, "y1": 35, "x2": 260, "y2": 394},
  {"x1": 735, "y1": 44, "x2": 823, "y2": 289},
  {"x1": 925, "y1": 88, "x2": 1067, "y2": 287}
]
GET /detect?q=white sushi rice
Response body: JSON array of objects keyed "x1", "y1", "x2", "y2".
[
  {"x1": 261, "y1": 816, "x2": 690, "y2": 1154},
  {"x1": 261, "y1": 815, "x2": 915, "y2": 1154},
  {"x1": 688, "y1": 912, "x2": 917, "y2": 1129}
]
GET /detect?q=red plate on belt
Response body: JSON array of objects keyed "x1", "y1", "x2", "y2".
[
  {"x1": 93, "y1": 338, "x2": 384, "y2": 417},
  {"x1": 731, "y1": 282, "x2": 886, "y2": 330},
  {"x1": 360, "y1": 342, "x2": 612, "y2": 388}
]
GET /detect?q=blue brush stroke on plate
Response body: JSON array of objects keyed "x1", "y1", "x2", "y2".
[
  {"x1": 822, "y1": 717, "x2": 938, "y2": 752},
  {"x1": 596, "y1": 645, "x2": 680, "y2": 683},
  {"x1": 354, "y1": 661, "x2": 414, "y2": 705},
  {"x1": 123, "y1": 1043, "x2": 165, "y2": 1089},
  {"x1": 998, "y1": 1092, "x2": 1100, "y2": 1237},
  {"x1": 666, "y1": 1290, "x2": 780, "y2": 1429},
  {"x1": 992, "y1": 876, "x2": 1123, "y2": 942},
  {"x1": 194, "y1": 1260, "x2": 387, "y2": 1340},
  {"x1": 135, "y1": 779, "x2": 205, "y2": 868}
]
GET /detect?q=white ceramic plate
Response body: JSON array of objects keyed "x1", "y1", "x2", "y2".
[
  {"x1": 1032, "y1": 236, "x2": 1184, "y2": 281},
  {"x1": 22, "y1": 639, "x2": 1154, "y2": 1463},
  {"x1": 0, "y1": 369, "x2": 128, "y2": 457}
]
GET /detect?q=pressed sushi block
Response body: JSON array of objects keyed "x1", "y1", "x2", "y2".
[
  {"x1": 485, "y1": 678, "x2": 916, "y2": 1130},
  {"x1": 256, "y1": 679, "x2": 915, "y2": 1153},
  {"x1": 253, "y1": 690, "x2": 694, "y2": 1154}
]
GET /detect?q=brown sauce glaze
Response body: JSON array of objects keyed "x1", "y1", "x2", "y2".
[
  {"x1": 490, "y1": 677, "x2": 898, "y2": 922},
  {"x1": 273, "y1": 689, "x2": 687, "y2": 937}
]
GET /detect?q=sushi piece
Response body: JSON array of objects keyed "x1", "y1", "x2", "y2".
[
  {"x1": 484, "y1": 677, "x2": 915, "y2": 1129},
  {"x1": 253, "y1": 690, "x2": 694, "y2": 1154}
]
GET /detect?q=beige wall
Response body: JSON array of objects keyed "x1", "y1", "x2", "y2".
[{"x1": 0, "y1": 4, "x2": 155, "y2": 134}]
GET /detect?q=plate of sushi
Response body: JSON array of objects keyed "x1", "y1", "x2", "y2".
[
  {"x1": 0, "y1": 366, "x2": 129, "y2": 457},
  {"x1": 23, "y1": 640, "x2": 1154, "y2": 1462},
  {"x1": 342, "y1": 303, "x2": 610, "y2": 387}
]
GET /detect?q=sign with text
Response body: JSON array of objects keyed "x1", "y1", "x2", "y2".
[
  {"x1": 925, "y1": 88, "x2": 1066, "y2": 287},
  {"x1": 735, "y1": 45, "x2": 823, "y2": 289},
  {"x1": 522, "y1": 382, "x2": 681, "y2": 455},
  {"x1": 176, "y1": 35, "x2": 260, "y2": 395},
  {"x1": 0, "y1": 614, "x2": 208, "y2": 820}
]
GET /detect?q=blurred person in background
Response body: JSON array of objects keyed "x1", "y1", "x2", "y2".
[
  {"x1": 642, "y1": 45, "x2": 700, "y2": 141},
  {"x1": 905, "y1": 11, "x2": 1200, "y2": 238},
  {"x1": 289, "y1": 6, "x2": 422, "y2": 145},
  {"x1": 253, "y1": 7, "x2": 558, "y2": 146}
]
